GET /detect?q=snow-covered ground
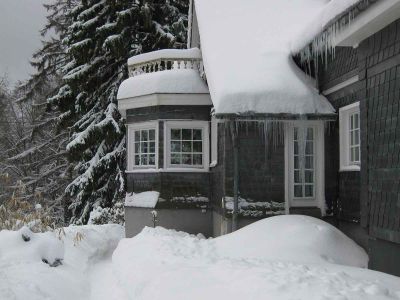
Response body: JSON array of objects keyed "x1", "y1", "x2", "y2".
[
  {"x1": 1, "y1": 216, "x2": 400, "y2": 300},
  {"x1": 0, "y1": 225, "x2": 124, "y2": 300}
]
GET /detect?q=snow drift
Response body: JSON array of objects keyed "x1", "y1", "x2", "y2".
[
  {"x1": 113, "y1": 215, "x2": 400, "y2": 300},
  {"x1": 216, "y1": 215, "x2": 368, "y2": 267}
]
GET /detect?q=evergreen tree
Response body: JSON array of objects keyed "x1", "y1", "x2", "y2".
[{"x1": 51, "y1": 0, "x2": 188, "y2": 224}]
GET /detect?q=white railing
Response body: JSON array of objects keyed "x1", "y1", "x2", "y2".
[{"x1": 127, "y1": 48, "x2": 204, "y2": 78}]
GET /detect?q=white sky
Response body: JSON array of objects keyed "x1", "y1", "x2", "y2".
[{"x1": 0, "y1": 0, "x2": 49, "y2": 86}]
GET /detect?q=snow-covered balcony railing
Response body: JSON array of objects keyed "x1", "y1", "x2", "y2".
[{"x1": 127, "y1": 48, "x2": 204, "y2": 78}]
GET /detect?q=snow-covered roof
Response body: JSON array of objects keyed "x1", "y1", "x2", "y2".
[
  {"x1": 194, "y1": 0, "x2": 336, "y2": 116},
  {"x1": 125, "y1": 192, "x2": 160, "y2": 208},
  {"x1": 117, "y1": 69, "x2": 209, "y2": 100},
  {"x1": 292, "y1": 0, "x2": 363, "y2": 52}
]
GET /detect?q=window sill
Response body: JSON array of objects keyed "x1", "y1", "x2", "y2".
[{"x1": 339, "y1": 165, "x2": 360, "y2": 172}]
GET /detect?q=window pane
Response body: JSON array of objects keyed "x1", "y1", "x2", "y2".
[
  {"x1": 171, "y1": 141, "x2": 181, "y2": 152},
  {"x1": 294, "y1": 128, "x2": 298, "y2": 140},
  {"x1": 142, "y1": 130, "x2": 148, "y2": 141},
  {"x1": 305, "y1": 142, "x2": 313, "y2": 154},
  {"x1": 182, "y1": 154, "x2": 192, "y2": 165},
  {"x1": 135, "y1": 142, "x2": 140, "y2": 153},
  {"x1": 171, "y1": 129, "x2": 181, "y2": 140},
  {"x1": 149, "y1": 129, "x2": 155, "y2": 141},
  {"x1": 355, "y1": 113, "x2": 359, "y2": 128},
  {"x1": 355, "y1": 147, "x2": 360, "y2": 162},
  {"x1": 141, "y1": 155, "x2": 148, "y2": 165},
  {"x1": 305, "y1": 170, "x2": 313, "y2": 183},
  {"x1": 135, "y1": 155, "x2": 140, "y2": 165},
  {"x1": 182, "y1": 141, "x2": 192, "y2": 153},
  {"x1": 193, "y1": 141, "x2": 202, "y2": 152},
  {"x1": 356, "y1": 130, "x2": 360, "y2": 145},
  {"x1": 149, "y1": 154, "x2": 156, "y2": 165},
  {"x1": 307, "y1": 128, "x2": 313, "y2": 140},
  {"x1": 294, "y1": 170, "x2": 301, "y2": 183},
  {"x1": 294, "y1": 185, "x2": 303, "y2": 198},
  {"x1": 193, "y1": 154, "x2": 203, "y2": 165},
  {"x1": 294, "y1": 142, "x2": 299, "y2": 155},
  {"x1": 193, "y1": 129, "x2": 202, "y2": 140},
  {"x1": 171, "y1": 154, "x2": 181, "y2": 165},
  {"x1": 135, "y1": 131, "x2": 140, "y2": 141},
  {"x1": 305, "y1": 156, "x2": 313, "y2": 169},
  {"x1": 182, "y1": 129, "x2": 192, "y2": 140},
  {"x1": 149, "y1": 142, "x2": 156, "y2": 153},
  {"x1": 305, "y1": 185, "x2": 313, "y2": 197},
  {"x1": 294, "y1": 156, "x2": 299, "y2": 169},
  {"x1": 141, "y1": 142, "x2": 148, "y2": 152}
]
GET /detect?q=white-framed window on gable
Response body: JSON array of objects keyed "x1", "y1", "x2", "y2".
[
  {"x1": 339, "y1": 102, "x2": 361, "y2": 171},
  {"x1": 165, "y1": 121, "x2": 209, "y2": 171},
  {"x1": 127, "y1": 122, "x2": 158, "y2": 171}
]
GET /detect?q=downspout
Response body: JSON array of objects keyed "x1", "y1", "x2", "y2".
[{"x1": 229, "y1": 121, "x2": 239, "y2": 232}]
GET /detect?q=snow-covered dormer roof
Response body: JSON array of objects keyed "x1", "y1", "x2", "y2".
[{"x1": 194, "y1": 0, "x2": 337, "y2": 117}]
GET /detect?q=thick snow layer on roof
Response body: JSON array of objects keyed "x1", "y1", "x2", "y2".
[
  {"x1": 125, "y1": 191, "x2": 160, "y2": 208},
  {"x1": 293, "y1": 0, "x2": 362, "y2": 52},
  {"x1": 194, "y1": 0, "x2": 336, "y2": 116},
  {"x1": 128, "y1": 48, "x2": 202, "y2": 66},
  {"x1": 117, "y1": 69, "x2": 209, "y2": 99}
]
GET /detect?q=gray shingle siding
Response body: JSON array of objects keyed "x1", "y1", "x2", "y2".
[{"x1": 319, "y1": 17, "x2": 400, "y2": 276}]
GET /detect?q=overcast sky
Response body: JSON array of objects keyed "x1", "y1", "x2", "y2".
[{"x1": 0, "y1": 0, "x2": 49, "y2": 86}]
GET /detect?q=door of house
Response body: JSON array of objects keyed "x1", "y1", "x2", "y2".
[{"x1": 285, "y1": 122, "x2": 325, "y2": 212}]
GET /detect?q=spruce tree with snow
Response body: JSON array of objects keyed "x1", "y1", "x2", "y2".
[{"x1": 51, "y1": 0, "x2": 188, "y2": 224}]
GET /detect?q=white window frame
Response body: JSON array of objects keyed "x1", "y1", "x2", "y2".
[
  {"x1": 127, "y1": 121, "x2": 159, "y2": 171},
  {"x1": 339, "y1": 102, "x2": 361, "y2": 172},
  {"x1": 210, "y1": 114, "x2": 218, "y2": 167},
  {"x1": 164, "y1": 120, "x2": 209, "y2": 172}
]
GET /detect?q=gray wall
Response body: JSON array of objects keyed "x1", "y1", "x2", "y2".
[
  {"x1": 319, "y1": 18, "x2": 400, "y2": 276},
  {"x1": 125, "y1": 206, "x2": 213, "y2": 238}
]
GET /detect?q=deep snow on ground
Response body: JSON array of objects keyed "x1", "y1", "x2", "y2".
[
  {"x1": 1, "y1": 216, "x2": 400, "y2": 300},
  {"x1": 0, "y1": 225, "x2": 124, "y2": 300},
  {"x1": 113, "y1": 216, "x2": 400, "y2": 300}
]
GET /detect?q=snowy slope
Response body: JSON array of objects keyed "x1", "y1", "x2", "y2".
[
  {"x1": 113, "y1": 216, "x2": 400, "y2": 300},
  {"x1": 194, "y1": 0, "x2": 335, "y2": 116}
]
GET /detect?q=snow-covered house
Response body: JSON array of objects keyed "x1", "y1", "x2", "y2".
[{"x1": 118, "y1": 0, "x2": 400, "y2": 276}]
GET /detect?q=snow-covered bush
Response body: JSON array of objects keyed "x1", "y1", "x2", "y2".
[{"x1": 88, "y1": 201, "x2": 124, "y2": 225}]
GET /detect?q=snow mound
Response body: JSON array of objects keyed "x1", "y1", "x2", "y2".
[
  {"x1": 112, "y1": 216, "x2": 400, "y2": 300},
  {"x1": 117, "y1": 69, "x2": 209, "y2": 100},
  {"x1": 194, "y1": 0, "x2": 335, "y2": 116},
  {"x1": 0, "y1": 224, "x2": 124, "y2": 300},
  {"x1": 216, "y1": 215, "x2": 368, "y2": 267},
  {"x1": 0, "y1": 226, "x2": 64, "y2": 267},
  {"x1": 62, "y1": 224, "x2": 125, "y2": 271}
]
